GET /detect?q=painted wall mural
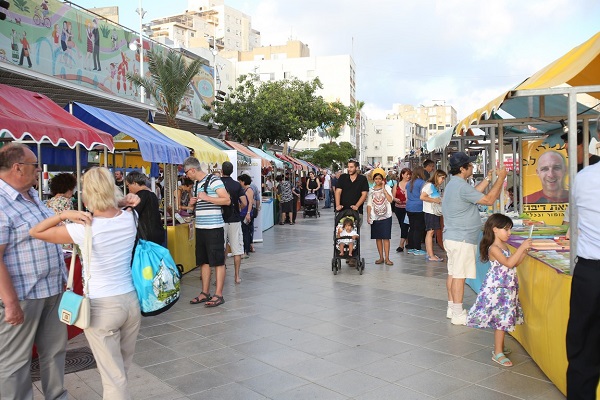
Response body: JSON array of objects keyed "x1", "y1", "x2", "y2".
[{"x1": 0, "y1": 0, "x2": 214, "y2": 120}]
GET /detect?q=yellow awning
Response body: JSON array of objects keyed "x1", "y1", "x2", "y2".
[
  {"x1": 149, "y1": 123, "x2": 229, "y2": 164},
  {"x1": 456, "y1": 31, "x2": 600, "y2": 135}
]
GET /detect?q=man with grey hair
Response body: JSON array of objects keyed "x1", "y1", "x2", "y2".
[
  {"x1": 184, "y1": 157, "x2": 231, "y2": 307},
  {"x1": 0, "y1": 143, "x2": 69, "y2": 399}
]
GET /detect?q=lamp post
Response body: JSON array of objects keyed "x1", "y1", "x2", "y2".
[{"x1": 136, "y1": 0, "x2": 146, "y2": 103}]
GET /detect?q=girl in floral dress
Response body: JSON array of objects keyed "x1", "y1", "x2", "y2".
[{"x1": 467, "y1": 214, "x2": 532, "y2": 367}]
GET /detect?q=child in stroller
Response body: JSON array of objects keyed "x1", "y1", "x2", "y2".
[
  {"x1": 331, "y1": 209, "x2": 365, "y2": 275},
  {"x1": 336, "y1": 217, "x2": 359, "y2": 256}
]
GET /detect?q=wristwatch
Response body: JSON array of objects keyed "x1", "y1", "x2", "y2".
[{"x1": 485, "y1": 176, "x2": 492, "y2": 182}]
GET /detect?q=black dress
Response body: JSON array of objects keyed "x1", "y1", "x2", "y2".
[{"x1": 135, "y1": 189, "x2": 165, "y2": 245}]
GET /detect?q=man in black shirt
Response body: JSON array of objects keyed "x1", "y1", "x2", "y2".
[
  {"x1": 335, "y1": 159, "x2": 369, "y2": 226},
  {"x1": 220, "y1": 161, "x2": 245, "y2": 284},
  {"x1": 561, "y1": 126, "x2": 600, "y2": 172}
]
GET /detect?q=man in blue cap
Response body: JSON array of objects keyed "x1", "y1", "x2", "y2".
[{"x1": 442, "y1": 152, "x2": 507, "y2": 325}]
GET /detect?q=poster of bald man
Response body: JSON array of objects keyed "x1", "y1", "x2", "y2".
[{"x1": 522, "y1": 140, "x2": 569, "y2": 225}]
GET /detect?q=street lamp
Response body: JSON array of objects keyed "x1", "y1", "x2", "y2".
[{"x1": 129, "y1": 0, "x2": 147, "y2": 103}]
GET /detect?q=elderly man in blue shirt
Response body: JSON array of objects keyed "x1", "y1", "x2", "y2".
[{"x1": 0, "y1": 143, "x2": 69, "y2": 400}]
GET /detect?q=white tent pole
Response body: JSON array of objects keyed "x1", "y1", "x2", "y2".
[
  {"x1": 518, "y1": 137, "x2": 523, "y2": 215},
  {"x1": 37, "y1": 143, "x2": 43, "y2": 200},
  {"x1": 512, "y1": 138, "x2": 518, "y2": 212},
  {"x1": 567, "y1": 94, "x2": 578, "y2": 274},
  {"x1": 76, "y1": 144, "x2": 82, "y2": 211}
]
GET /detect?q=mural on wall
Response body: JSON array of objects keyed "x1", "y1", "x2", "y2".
[{"x1": 0, "y1": 0, "x2": 213, "y2": 121}]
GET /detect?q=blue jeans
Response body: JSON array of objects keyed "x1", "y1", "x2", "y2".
[{"x1": 324, "y1": 189, "x2": 331, "y2": 208}]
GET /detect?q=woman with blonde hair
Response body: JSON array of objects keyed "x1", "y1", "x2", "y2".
[{"x1": 30, "y1": 167, "x2": 140, "y2": 400}]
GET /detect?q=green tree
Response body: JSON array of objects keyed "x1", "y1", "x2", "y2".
[
  {"x1": 201, "y1": 74, "x2": 356, "y2": 147},
  {"x1": 296, "y1": 141, "x2": 356, "y2": 171},
  {"x1": 127, "y1": 49, "x2": 205, "y2": 128}
]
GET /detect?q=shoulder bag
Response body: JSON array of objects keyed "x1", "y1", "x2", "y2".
[{"x1": 58, "y1": 225, "x2": 91, "y2": 329}]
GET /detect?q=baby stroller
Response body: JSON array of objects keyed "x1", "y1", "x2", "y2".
[
  {"x1": 303, "y1": 193, "x2": 320, "y2": 218},
  {"x1": 331, "y1": 209, "x2": 365, "y2": 275}
]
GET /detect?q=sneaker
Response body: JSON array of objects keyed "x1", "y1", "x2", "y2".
[
  {"x1": 451, "y1": 310, "x2": 467, "y2": 326},
  {"x1": 412, "y1": 249, "x2": 427, "y2": 256},
  {"x1": 446, "y1": 307, "x2": 452, "y2": 319}
]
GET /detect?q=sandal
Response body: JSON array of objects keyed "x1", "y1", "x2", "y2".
[
  {"x1": 491, "y1": 352, "x2": 513, "y2": 367},
  {"x1": 190, "y1": 292, "x2": 210, "y2": 305},
  {"x1": 492, "y1": 348, "x2": 512, "y2": 356},
  {"x1": 375, "y1": 259, "x2": 384, "y2": 264},
  {"x1": 427, "y1": 255, "x2": 444, "y2": 262},
  {"x1": 205, "y1": 295, "x2": 225, "y2": 308},
  {"x1": 385, "y1": 260, "x2": 394, "y2": 266}
]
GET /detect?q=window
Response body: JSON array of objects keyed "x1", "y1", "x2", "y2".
[
  {"x1": 438, "y1": 125, "x2": 444, "y2": 130},
  {"x1": 429, "y1": 123, "x2": 436, "y2": 130},
  {"x1": 387, "y1": 156, "x2": 394, "y2": 163},
  {"x1": 284, "y1": 71, "x2": 292, "y2": 78}
]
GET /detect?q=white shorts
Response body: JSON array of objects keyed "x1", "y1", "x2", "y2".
[
  {"x1": 444, "y1": 239, "x2": 477, "y2": 279},
  {"x1": 224, "y1": 222, "x2": 244, "y2": 256}
]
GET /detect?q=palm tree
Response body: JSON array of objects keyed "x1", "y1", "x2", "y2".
[{"x1": 127, "y1": 49, "x2": 205, "y2": 128}]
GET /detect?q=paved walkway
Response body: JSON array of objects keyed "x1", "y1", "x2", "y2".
[{"x1": 35, "y1": 207, "x2": 565, "y2": 399}]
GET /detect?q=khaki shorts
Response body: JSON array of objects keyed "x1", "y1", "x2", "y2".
[
  {"x1": 444, "y1": 239, "x2": 477, "y2": 279},
  {"x1": 224, "y1": 222, "x2": 244, "y2": 256}
]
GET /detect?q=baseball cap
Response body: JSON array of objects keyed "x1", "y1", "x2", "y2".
[
  {"x1": 449, "y1": 152, "x2": 477, "y2": 169},
  {"x1": 560, "y1": 125, "x2": 585, "y2": 145}
]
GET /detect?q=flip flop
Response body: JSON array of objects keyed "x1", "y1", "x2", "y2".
[
  {"x1": 375, "y1": 259, "x2": 384, "y2": 264},
  {"x1": 205, "y1": 295, "x2": 225, "y2": 308},
  {"x1": 190, "y1": 292, "x2": 210, "y2": 305},
  {"x1": 385, "y1": 260, "x2": 394, "y2": 266},
  {"x1": 427, "y1": 256, "x2": 444, "y2": 262}
]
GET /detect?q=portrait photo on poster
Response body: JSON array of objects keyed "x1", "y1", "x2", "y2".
[{"x1": 522, "y1": 140, "x2": 569, "y2": 225}]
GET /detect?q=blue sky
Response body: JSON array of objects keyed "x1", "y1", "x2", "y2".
[{"x1": 73, "y1": 0, "x2": 600, "y2": 120}]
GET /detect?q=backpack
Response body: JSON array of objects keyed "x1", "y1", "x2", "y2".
[
  {"x1": 199, "y1": 174, "x2": 234, "y2": 221},
  {"x1": 131, "y1": 239, "x2": 181, "y2": 316}
]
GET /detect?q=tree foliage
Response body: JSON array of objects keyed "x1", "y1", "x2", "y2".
[
  {"x1": 296, "y1": 141, "x2": 356, "y2": 171},
  {"x1": 201, "y1": 74, "x2": 356, "y2": 146},
  {"x1": 127, "y1": 49, "x2": 205, "y2": 128}
]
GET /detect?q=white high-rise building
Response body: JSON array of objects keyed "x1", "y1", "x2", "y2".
[
  {"x1": 146, "y1": 0, "x2": 260, "y2": 52},
  {"x1": 365, "y1": 119, "x2": 427, "y2": 169},
  {"x1": 388, "y1": 103, "x2": 457, "y2": 139}
]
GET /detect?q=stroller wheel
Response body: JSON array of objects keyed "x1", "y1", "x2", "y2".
[{"x1": 360, "y1": 258, "x2": 365, "y2": 275}]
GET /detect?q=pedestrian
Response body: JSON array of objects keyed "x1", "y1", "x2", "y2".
[
  {"x1": 0, "y1": 143, "x2": 68, "y2": 400},
  {"x1": 238, "y1": 173, "x2": 255, "y2": 255},
  {"x1": 405, "y1": 166, "x2": 427, "y2": 255},
  {"x1": 442, "y1": 152, "x2": 506, "y2": 325},
  {"x1": 306, "y1": 171, "x2": 320, "y2": 196},
  {"x1": 466, "y1": 214, "x2": 531, "y2": 367},
  {"x1": 334, "y1": 159, "x2": 369, "y2": 226},
  {"x1": 420, "y1": 169, "x2": 447, "y2": 262},
  {"x1": 221, "y1": 162, "x2": 245, "y2": 284},
  {"x1": 394, "y1": 168, "x2": 411, "y2": 252},
  {"x1": 30, "y1": 167, "x2": 141, "y2": 399},
  {"x1": 125, "y1": 171, "x2": 165, "y2": 245},
  {"x1": 277, "y1": 174, "x2": 294, "y2": 225},
  {"x1": 185, "y1": 157, "x2": 231, "y2": 308},
  {"x1": 423, "y1": 159, "x2": 435, "y2": 180},
  {"x1": 323, "y1": 171, "x2": 332, "y2": 208},
  {"x1": 366, "y1": 168, "x2": 394, "y2": 265},
  {"x1": 566, "y1": 160, "x2": 600, "y2": 399}
]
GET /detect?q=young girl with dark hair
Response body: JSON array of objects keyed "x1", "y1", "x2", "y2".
[{"x1": 466, "y1": 213, "x2": 532, "y2": 367}]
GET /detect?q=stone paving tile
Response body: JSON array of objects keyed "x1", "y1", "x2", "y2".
[{"x1": 56, "y1": 205, "x2": 564, "y2": 399}]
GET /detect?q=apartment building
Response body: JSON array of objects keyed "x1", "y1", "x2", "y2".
[
  {"x1": 364, "y1": 119, "x2": 427, "y2": 169},
  {"x1": 388, "y1": 103, "x2": 457, "y2": 140},
  {"x1": 145, "y1": 0, "x2": 261, "y2": 52}
]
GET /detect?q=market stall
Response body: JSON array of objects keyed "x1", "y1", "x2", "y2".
[
  {"x1": 455, "y1": 31, "x2": 600, "y2": 397},
  {"x1": 0, "y1": 84, "x2": 115, "y2": 342},
  {"x1": 149, "y1": 123, "x2": 229, "y2": 273}
]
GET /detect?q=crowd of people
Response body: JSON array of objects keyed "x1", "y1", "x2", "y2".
[{"x1": 2, "y1": 140, "x2": 599, "y2": 398}]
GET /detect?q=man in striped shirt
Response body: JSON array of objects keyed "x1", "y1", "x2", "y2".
[
  {"x1": 184, "y1": 157, "x2": 231, "y2": 308},
  {"x1": 0, "y1": 143, "x2": 68, "y2": 399}
]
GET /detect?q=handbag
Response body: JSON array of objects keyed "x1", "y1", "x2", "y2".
[
  {"x1": 431, "y1": 202, "x2": 443, "y2": 217},
  {"x1": 58, "y1": 225, "x2": 91, "y2": 329}
]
